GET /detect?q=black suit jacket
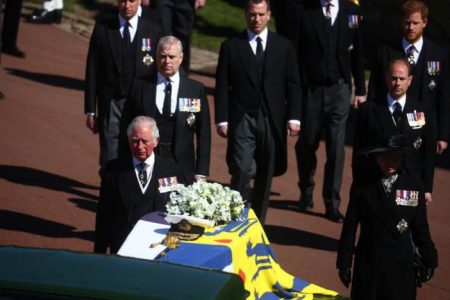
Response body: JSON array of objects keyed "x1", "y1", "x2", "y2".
[
  {"x1": 127, "y1": 74, "x2": 211, "y2": 183},
  {"x1": 214, "y1": 30, "x2": 302, "y2": 176},
  {"x1": 368, "y1": 38, "x2": 450, "y2": 141},
  {"x1": 84, "y1": 15, "x2": 161, "y2": 125},
  {"x1": 337, "y1": 169, "x2": 437, "y2": 299},
  {"x1": 296, "y1": 0, "x2": 366, "y2": 96},
  {"x1": 96, "y1": 155, "x2": 182, "y2": 253},
  {"x1": 353, "y1": 97, "x2": 435, "y2": 192}
]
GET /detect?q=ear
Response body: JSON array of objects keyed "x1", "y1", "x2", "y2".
[{"x1": 153, "y1": 137, "x2": 160, "y2": 148}]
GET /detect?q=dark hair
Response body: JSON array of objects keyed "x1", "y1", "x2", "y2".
[
  {"x1": 402, "y1": 0, "x2": 428, "y2": 20},
  {"x1": 246, "y1": 0, "x2": 270, "y2": 12}
]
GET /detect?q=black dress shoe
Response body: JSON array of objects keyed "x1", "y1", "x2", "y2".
[
  {"x1": 27, "y1": 9, "x2": 62, "y2": 24},
  {"x1": 325, "y1": 209, "x2": 344, "y2": 223},
  {"x1": 2, "y1": 45, "x2": 26, "y2": 58},
  {"x1": 298, "y1": 198, "x2": 314, "y2": 211},
  {"x1": 0, "y1": 91, "x2": 4, "y2": 100}
]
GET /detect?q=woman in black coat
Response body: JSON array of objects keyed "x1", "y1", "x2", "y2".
[{"x1": 336, "y1": 137, "x2": 438, "y2": 300}]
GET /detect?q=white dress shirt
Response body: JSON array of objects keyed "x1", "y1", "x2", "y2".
[
  {"x1": 133, "y1": 153, "x2": 155, "y2": 193},
  {"x1": 246, "y1": 27, "x2": 268, "y2": 55},
  {"x1": 321, "y1": 0, "x2": 339, "y2": 25},
  {"x1": 387, "y1": 93, "x2": 407, "y2": 124},
  {"x1": 119, "y1": 12, "x2": 139, "y2": 42},
  {"x1": 156, "y1": 72, "x2": 180, "y2": 116}
]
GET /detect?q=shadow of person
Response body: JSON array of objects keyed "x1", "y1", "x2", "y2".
[
  {"x1": 0, "y1": 165, "x2": 99, "y2": 202},
  {"x1": 0, "y1": 209, "x2": 94, "y2": 241},
  {"x1": 264, "y1": 224, "x2": 338, "y2": 252},
  {"x1": 4, "y1": 68, "x2": 84, "y2": 91}
]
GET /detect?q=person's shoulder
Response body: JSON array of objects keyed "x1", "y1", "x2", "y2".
[
  {"x1": 182, "y1": 76, "x2": 205, "y2": 89},
  {"x1": 221, "y1": 31, "x2": 247, "y2": 46},
  {"x1": 139, "y1": 15, "x2": 161, "y2": 32},
  {"x1": 423, "y1": 38, "x2": 448, "y2": 56},
  {"x1": 94, "y1": 12, "x2": 118, "y2": 27},
  {"x1": 155, "y1": 156, "x2": 179, "y2": 172}
]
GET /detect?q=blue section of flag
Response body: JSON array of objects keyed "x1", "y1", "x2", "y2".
[
  {"x1": 292, "y1": 277, "x2": 311, "y2": 291},
  {"x1": 158, "y1": 243, "x2": 232, "y2": 270}
]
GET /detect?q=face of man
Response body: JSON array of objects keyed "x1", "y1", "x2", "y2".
[
  {"x1": 402, "y1": 11, "x2": 427, "y2": 43},
  {"x1": 118, "y1": 0, "x2": 141, "y2": 20},
  {"x1": 245, "y1": 1, "x2": 271, "y2": 35},
  {"x1": 129, "y1": 124, "x2": 159, "y2": 161},
  {"x1": 386, "y1": 61, "x2": 412, "y2": 100},
  {"x1": 157, "y1": 43, "x2": 183, "y2": 77},
  {"x1": 377, "y1": 152, "x2": 402, "y2": 176}
]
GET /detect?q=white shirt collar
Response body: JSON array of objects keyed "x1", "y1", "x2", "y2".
[
  {"x1": 246, "y1": 27, "x2": 268, "y2": 44},
  {"x1": 387, "y1": 93, "x2": 407, "y2": 113},
  {"x1": 157, "y1": 71, "x2": 180, "y2": 85},
  {"x1": 118, "y1": 12, "x2": 139, "y2": 30},
  {"x1": 320, "y1": 0, "x2": 339, "y2": 8},
  {"x1": 402, "y1": 36, "x2": 423, "y2": 54}
]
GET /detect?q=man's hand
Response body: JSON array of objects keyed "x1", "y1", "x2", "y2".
[
  {"x1": 288, "y1": 123, "x2": 301, "y2": 137},
  {"x1": 338, "y1": 268, "x2": 351, "y2": 288},
  {"x1": 217, "y1": 125, "x2": 228, "y2": 138},
  {"x1": 86, "y1": 115, "x2": 98, "y2": 134},
  {"x1": 436, "y1": 140, "x2": 448, "y2": 155},
  {"x1": 195, "y1": 0, "x2": 206, "y2": 9},
  {"x1": 352, "y1": 95, "x2": 367, "y2": 109},
  {"x1": 425, "y1": 192, "x2": 432, "y2": 204},
  {"x1": 195, "y1": 175, "x2": 207, "y2": 182}
]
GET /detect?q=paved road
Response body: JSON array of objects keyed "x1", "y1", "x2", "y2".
[{"x1": 1, "y1": 19, "x2": 449, "y2": 298}]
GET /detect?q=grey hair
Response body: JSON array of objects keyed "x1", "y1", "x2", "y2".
[
  {"x1": 127, "y1": 116, "x2": 160, "y2": 141},
  {"x1": 157, "y1": 36, "x2": 183, "y2": 54}
]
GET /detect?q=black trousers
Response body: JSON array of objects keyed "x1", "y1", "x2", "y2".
[
  {"x1": 295, "y1": 80, "x2": 350, "y2": 210},
  {"x1": 155, "y1": 0, "x2": 195, "y2": 73},
  {"x1": 227, "y1": 111, "x2": 275, "y2": 224},
  {"x1": 99, "y1": 97, "x2": 126, "y2": 168},
  {"x1": 2, "y1": 0, "x2": 23, "y2": 48}
]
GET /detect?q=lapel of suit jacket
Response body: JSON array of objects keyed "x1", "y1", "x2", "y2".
[
  {"x1": 142, "y1": 76, "x2": 157, "y2": 116},
  {"x1": 141, "y1": 156, "x2": 163, "y2": 212},
  {"x1": 414, "y1": 40, "x2": 427, "y2": 98},
  {"x1": 133, "y1": 17, "x2": 146, "y2": 71},
  {"x1": 106, "y1": 17, "x2": 122, "y2": 74},
  {"x1": 173, "y1": 76, "x2": 190, "y2": 148},
  {"x1": 366, "y1": 181, "x2": 401, "y2": 237},
  {"x1": 308, "y1": 1, "x2": 327, "y2": 52},
  {"x1": 117, "y1": 163, "x2": 142, "y2": 217},
  {"x1": 374, "y1": 100, "x2": 397, "y2": 133},
  {"x1": 236, "y1": 31, "x2": 258, "y2": 86}
]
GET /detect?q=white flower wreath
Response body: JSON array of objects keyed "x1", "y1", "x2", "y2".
[{"x1": 166, "y1": 181, "x2": 245, "y2": 226}]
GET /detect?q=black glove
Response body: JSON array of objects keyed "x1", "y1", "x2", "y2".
[{"x1": 338, "y1": 268, "x2": 351, "y2": 288}]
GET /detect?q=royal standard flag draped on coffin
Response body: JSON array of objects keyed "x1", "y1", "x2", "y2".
[{"x1": 159, "y1": 209, "x2": 341, "y2": 299}]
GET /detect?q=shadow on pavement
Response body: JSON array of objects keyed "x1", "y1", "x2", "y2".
[
  {"x1": 265, "y1": 224, "x2": 338, "y2": 252},
  {"x1": 0, "y1": 165, "x2": 99, "y2": 202},
  {"x1": 68, "y1": 198, "x2": 97, "y2": 213},
  {"x1": 0, "y1": 209, "x2": 94, "y2": 241},
  {"x1": 5, "y1": 68, "x2": 84, "y2": 91}
]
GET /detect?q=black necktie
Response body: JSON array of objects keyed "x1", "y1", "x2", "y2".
[
  {"x1": 406, "y1": 45, "x2": 416, "y2": 66},
  {"x1": 393, "y1": 102, "x2": 403, "y2": 128},
  {"x1": 163, "y1": 78, "x2": 172, "y2": 118},
  {"x1": 256, "y1": 36, "x2": 263, "y2": 62},
  {"x1": 138, "y1": 163, "x2": 148, "y2": 187},
  {"x1": 122, "y1": 21, "x2": 131, "y2": 45}
]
